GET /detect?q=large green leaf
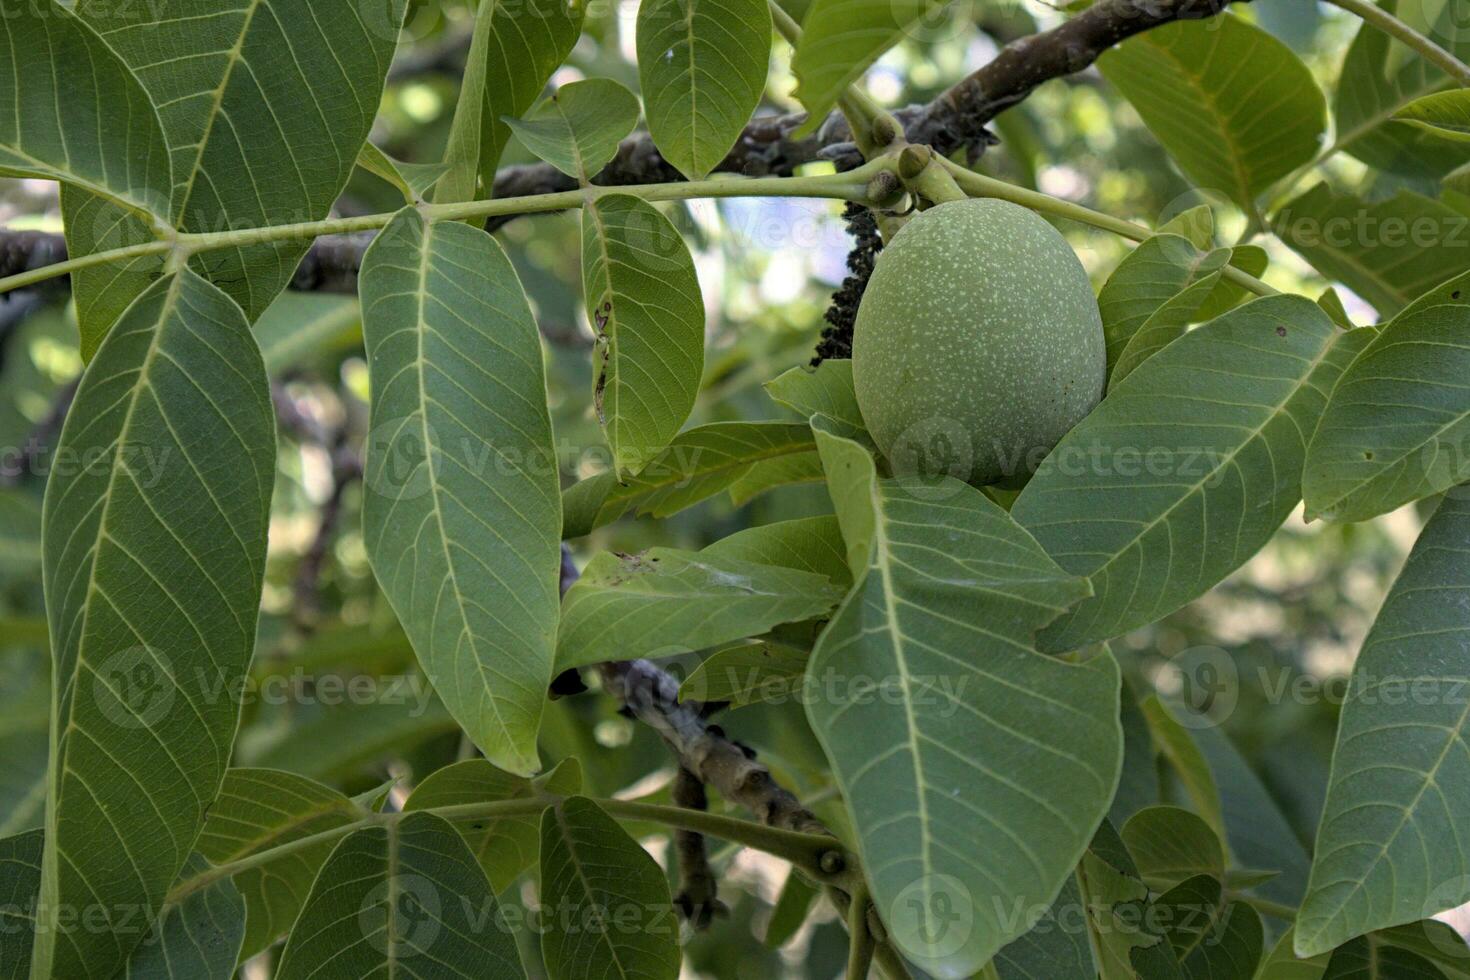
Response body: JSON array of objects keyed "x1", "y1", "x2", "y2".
[
  {"x1": 359, "y1": 207, "x2": 562, "y2": 777},
  {"x1": 1304, "y1": 305, "x2": 1470, "y2": 522},
  {"x1": 504, "y1": 79, "x2": 642, "y2": 181},
  {"x1": 404, "y1": 757, "x2": 581, "y2": 892},
  {"x1": 1272, "y1": 184, "x2": 1470, "y2": 317},
  {"x1": 1295, "y1": 491, "x2": 1470, "y2": 956},
  {"x1": 64, "y1": 0, "x2": 407, "y2": 356},
  {"x1": 33, "y1": 270, "x2": 274, "y2": 979},
  {"x1": 0, "y1": 5, "x2": 170, "y2": 218},
  {"x1": 1098, "y1": 14, "x2": 1325, "y2": 213},
  {"x1": 790, "y1": 0, "x2": 944, "y2": 136},
  {"x1": 274, "y1": 811, "x2": 525, "y2": 979},
  {"x1": 1012, "y1": 296, "x2": 1349, "y2": 652},
  {"x1": 1321, "y1": 937, "x2": 1448, "y2": 979},
  {"x1": 561, "y1": 421, "x2": 814, "y2": 536},
  {"x1": 192, "y1": 768, "x2": 366, "y2": 959},
  {"x1": 1333, "y1": 0, "x2": 1470, "y2": 180},
  {"x1": 436, "y1": 0, "x2": 585, "y2": 201},
  {"x1": 122, "y1": 854, "x2": 245, "y2": 980},
  {"x1": 583, "y1": 194, "x2": 706, "y2": 476},
  {"x1": 0, "y1": 829, "x2": 43, "y2": 980},
  {"x1": 539, "y1": 796, "x2": 680, "y2": 980},
  {"x1": 556, "y1": 548, "x2": 842, "y2": 669},
  {"x1": 805, "y1": 422, "x2": 1121, "y2": 977},
  {"x1": 637, "y1": 0, "x2": 772, "y2": 179}
]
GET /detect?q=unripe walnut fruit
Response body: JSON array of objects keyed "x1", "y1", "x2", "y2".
[{"x1": 852, "y1": 198, "x2": 1106, "y2": 488}]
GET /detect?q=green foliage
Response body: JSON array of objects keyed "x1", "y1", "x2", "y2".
[
  {"x1": 1098, "y1": 14, "x2": 1326, "y2": 213},
  {"x1": 638, "y1": 0, "x2": 772, "y2": 179},
  {"x1": 9, "y1": 0, "x2": 1470, "y2": 976},
  {"x1": 360, "y1": 208, "x2": 562, "y2": 776}
]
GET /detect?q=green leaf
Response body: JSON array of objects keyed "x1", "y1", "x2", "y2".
[
  {"x1": 1099, "y1": 234, "x2": 1233, "y2": 385},
  {"x1": 275, "y1": 811, "x2": 525, "y2": 979},
  {"x1": 505, "y1": 79, "x2": 642, "y2": 181},
  {"x1": 242, "y1": 694, "x2": 459, "y2": 780},
  {"x1": 790, "y1": 0, "x2": 943, "y2": 136},
  {"x1": 637, "y1": 0, "x2": 771, "y2": 179},
  {"x1": 805, "y1": 423, "x2": 1121, "y2": 976},
  {"x1": 1120, "y1": 806, "x2": 1225, "y2": 891},
  {"x1": 123, "y1": 854, "x2": 245, "y2": 980},
  {"x1": 1333, "y1": 0, "x2": 1470, "y2": 180},
  {"x1": 1321, "y1": 937, "x2": 1448, "y2": 979},
  {"x1": 1192, "y1": 245, "x2": 1271, "y2": 324},
  {"x1": 1394, "y1": 269, "x2": 1470, "y2": 323},
  {"x1": 1295, "y1": 492, "x2": 1470, "y2": 955},
  {"x1": 991, "y1": 875, "x2": 1099, "y2": 980},
  {"x1": 0, "y1": 5, "x2": 170, "y2": 218},
  {"x1": 556, "y1": 548, "x2": 842, "y2": 670},
  {"x1": 1272, "y1": 184, "x2": 1470, "y2": 317},
  {"x1": 1159, "y1": 206, "x2": 1216, "y2": 249},
  {"x1": 1138, "y1": 697, "x2": 1226, "y2": 838},
  {"x1": 1304, "y1": 304, "x2": 1470, "y2": 522},
  {"x1": 404, "y1": 757, "x2": 582, "y2": 892},
  {"x1": 1257, "y1": 928, "x2": 1330, "y2": 980},
  {"x1": 192, "y1": 769, "x2": 366, "y2": 959},
  {"x1": 539, "y1": 796, "x2": 681, "y2": 980},
  {"x1": 1097, "y1": 14, "x2": 1326, "y2": 213},
  {"x1": 359, "y1": 207, "x2": 563, "y2": 777},
  {"x1": 764, "y1": 360, "x2": 868, "y2": 438},
  {"x1": 436, "y1": 0, "x2": 585, "y2": 201},
  {"x1": 699, "y1": 514, "x2": 852, "y2": 584},
  {"x1": 1318, "y1": 288, "x2": 1358, "y2": 331},
  {"x1": 0, "y1": 829, "x2": 43, "y2": 980},
  {"x1": 1077, "y1": 821, "x2": 1185, "y2": 980},
  {"x1": 562, "y1": 422, "x2": 816, "y2": 536},
  {"x1": 357, "y1": 142, "x2": 451, "y2": 203},
  {"x1": 33, "y1": 270, "x2": 274, "y2": 979},
  {"x1": 1153, "y1": 874, "x2": 1263, "y2": 980},
  {"x1": 678, "y1": 637, "x2": 810, "y2": 706},
  {"x1": 1395, "y1": 90, "x2": 1470, "y2": 139},
  {"x1": 1013, "y1": 296, "x2": 1347, "y2": 652},
  {"x1": 65, "y1": 0, "x2": 407, "y2": 357},
  {"x1": 727, "y1": 449, "x2": 829, "y2": 504},
  {"x1": 583, "y1": 194, "x2": 705, "y2": 475}
]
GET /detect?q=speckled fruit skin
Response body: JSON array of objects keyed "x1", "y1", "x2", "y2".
[{"x1": 852, "y1": 198, "x2": 1105, "y2": 488}]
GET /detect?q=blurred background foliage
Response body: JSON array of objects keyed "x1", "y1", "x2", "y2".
[{"x1": 0, "y1": 0, "x2": 1434, "y2": 974}]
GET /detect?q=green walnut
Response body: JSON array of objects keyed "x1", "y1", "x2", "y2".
[{"x1": 852, "y1": 198, "x2": 1105, "y2": 487}]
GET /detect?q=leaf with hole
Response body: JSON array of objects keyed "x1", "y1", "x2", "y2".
[{"x1": 582, "y1": 193, "x2": 706, "y2": 476}]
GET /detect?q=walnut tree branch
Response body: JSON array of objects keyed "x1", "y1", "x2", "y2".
[{"x1": 0, "y1": 0, "x2": 1247, "y2": 290}]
